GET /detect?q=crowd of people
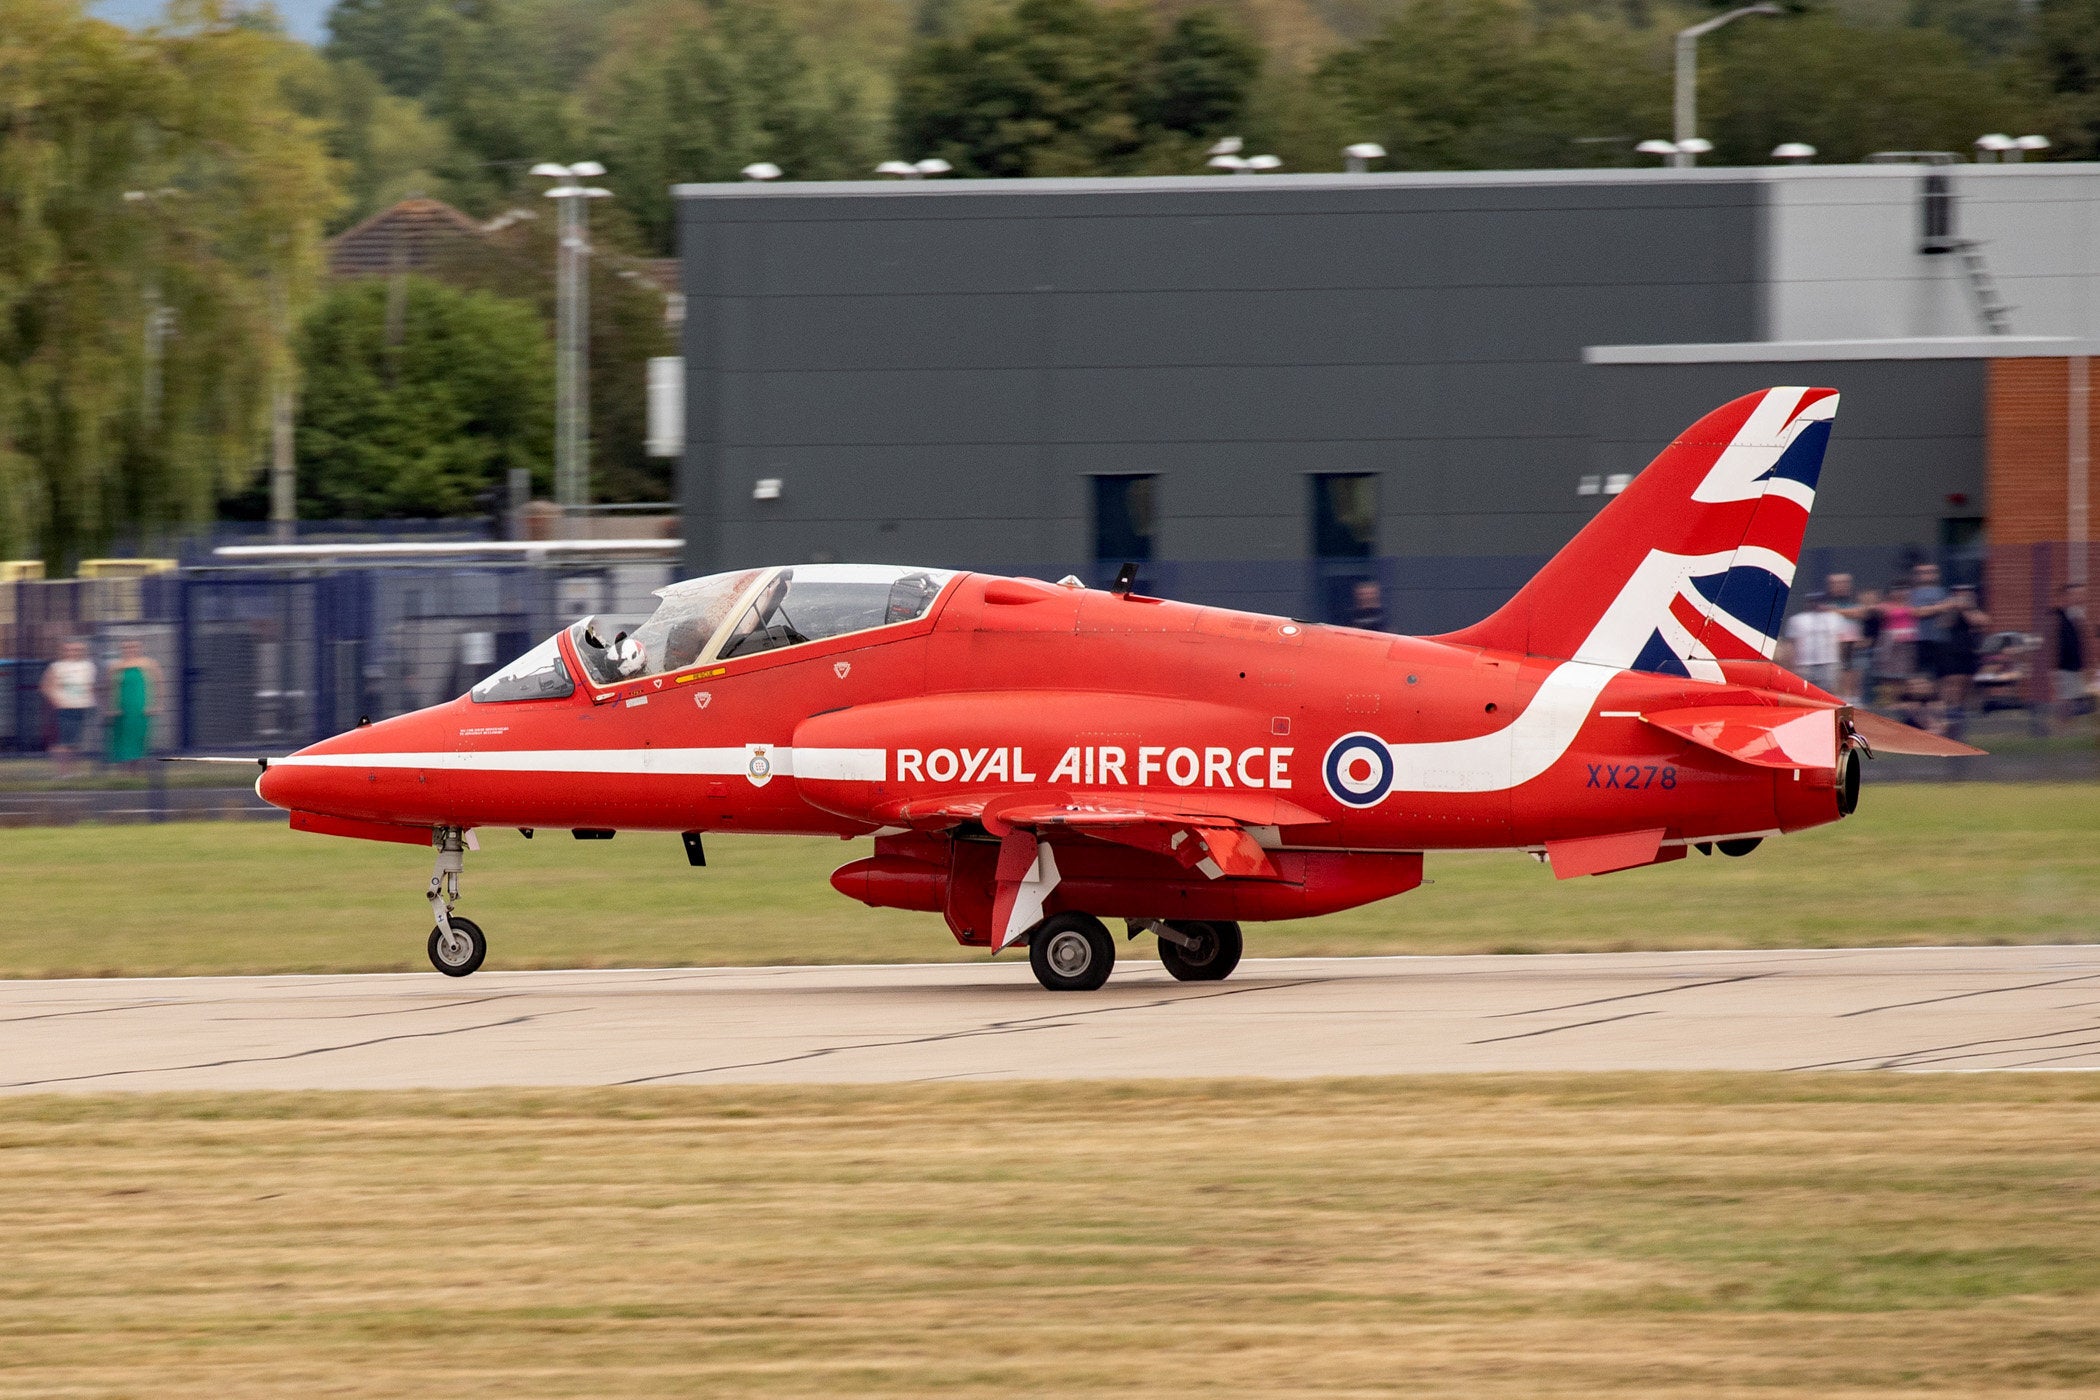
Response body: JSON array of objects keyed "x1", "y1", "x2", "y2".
[
  {"x1": 36, "y1": 638, "x2": 166, "y2": 776},
  {"x1": 1781, "y1": 565, "x2": 2095, "y2": 738}
]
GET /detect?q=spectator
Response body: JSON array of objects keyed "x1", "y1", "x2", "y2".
[
  {"x1": 38, "y1": 639, "x2": 97, "y2": 777},
  {"x1": 1909, "y1": 561, "x2": 1953, "y2": 682},
  {"x1": 1825, "y1": 572, "x2": 1864, "y2": 702},
  {"x1": 1933, "y1": 586, "x2": 1989, "y2": 738},
  {"x1": 2055, "y1": 580, "x2": 2093, "y2": 730},
  {"x1": 1347, "y1": 579, "x2": 1387, "y2": 632},
  {"x1": 105, "y1": 639, "x2": 164, "y2": 771},
  {"x1": 1781, "y1": 593, "x2": 1857, "y2": 698},
  {"x1": 1874, "y1": 581, "x2": 1919, "y2": 702},
  {"x1": 1838, "y1": 583, "x2": 1883, "y2": 705}
]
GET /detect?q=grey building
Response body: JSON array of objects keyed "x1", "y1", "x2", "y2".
[{"x1": 675, "y1": 164, "x2": 2100, "y2": 633}]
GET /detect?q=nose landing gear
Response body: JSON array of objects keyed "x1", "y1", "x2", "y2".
[{"x1": 425, "y1": 827, "x2": 488, "y2": 976}]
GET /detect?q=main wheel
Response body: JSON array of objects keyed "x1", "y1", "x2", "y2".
[
  {"x1": 1027, "y1": 913, "x2": 1115, "y2": 992},
  {"x1": 428, "y1": 916, "x2": 487, "y2": 977},
  {"x1": 1158, "y1": 920, "x2": 1243, "y2": 982}
]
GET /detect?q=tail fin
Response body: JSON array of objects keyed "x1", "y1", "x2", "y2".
[{"x1": 1439, "y1": 386, "x2": 1838, "y2": 680}]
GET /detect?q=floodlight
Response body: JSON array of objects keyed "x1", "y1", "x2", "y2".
[
  {"x1": 1245, "y1": 154, "x2": 1282, "y2": 171},
  {"x1": 1344, "y1": 142, "x2": 1385, "y2": 160},
  {"x1": 875, "y1": 160, "x2": 919, "y2": 177},
  {"x1": 2016, "y1": 134, "x2": 2051, "y2": 150},
  {"x1": 741, "y1": 162, "x2": 782, "y2": 181},
  {"x1": 914, "y1": 158, "x2": 953, "y2": 176},
  {"x1": 543, "y1": 184, "x2": 582, "y2": 198},
  {"x1": 530, "y1": 162, "x2": 572, "y2": 178},
  {"x1": 569, "y1": 160, "x2": 606, "y2": 178},
  {"x1": 1207, "y1": 154, "x2": 1247, "y2": 172},
  {"x1": 1677, "y1": 137, "x2": 1713, "y2": 155},
  {"x1": 1208, "y1": 136, "x2": 1244, "y2": 156},
  {"x1": 1976, "y1": 133, "x2": 2015, "y2": 151},
  {"x1": 1636, "y1": 139, "x2": 1678, "y2": 159},
  {"x1": 1772, "y1": 142, "x2": 1816, "y2": 162}
]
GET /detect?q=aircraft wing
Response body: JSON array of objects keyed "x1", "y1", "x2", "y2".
[{"x1": 873, "y1": 791, "x2": 1328, "y2": 947}]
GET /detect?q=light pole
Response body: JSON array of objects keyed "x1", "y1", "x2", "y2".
[
  {"x1": 1343, "y1": 142, "x2": 1386, "y2": 174},
  {"x1": 1673, "y1": 3, "x2": 1782, "y2": 167},
  {"x1": 532, "y1": 162, "x2": 612, "y2": 533}
]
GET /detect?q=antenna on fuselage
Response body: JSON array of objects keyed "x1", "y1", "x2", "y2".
[{"x1": 1110, "y1": 562, "x2": 1139, "y2": 597}]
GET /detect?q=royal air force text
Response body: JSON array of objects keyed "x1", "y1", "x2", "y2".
[{"x1": 894, "y1": 746, "x2": 1294, "y2": 789}]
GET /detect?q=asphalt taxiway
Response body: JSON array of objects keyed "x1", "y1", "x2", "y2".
[{"x1": 3, "y1": 944, "x2": 2096, "y2": 1091}]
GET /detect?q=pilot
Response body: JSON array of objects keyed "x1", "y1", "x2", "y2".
[{"x1": 610, "y1": 631, "x2": 646, "y2": 677}]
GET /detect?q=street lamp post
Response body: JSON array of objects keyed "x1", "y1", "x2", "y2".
[
  {"x1": 1673, "y1": 3, "x2": 1782, "y2": 168},
  {"x1": 533, "y1": 162, "x2": 613, "y2": 534}
]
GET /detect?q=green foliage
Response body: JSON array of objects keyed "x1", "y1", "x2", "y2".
[
  {"x1": 293, "y1": 276, "x2": 553, "y2": 517},
  {"x1": 586, "y1": 0, "x2": 880, "y2": 250},
  {"x1": 327, "y1": 0, "x2": 602, "y2": 212},
  {"x1": 1312, "y1": 0, "x2": 1669, "y2": 169},
  {"x1": 0, "y1": 0, "x2": 337, "y2": 565},
  {"x1": 2033, "y1": 0, "x2": 2100, "y2": 155},
  {"x1": 1705, "y1": 12, "x2": 2046, "y2": 163},
  {"x1": 425, "y1": 212, "x2": 675, "y2": 503},
  {"x1": 896, "y1": 0, "x2": 1263, "y2": 176}
]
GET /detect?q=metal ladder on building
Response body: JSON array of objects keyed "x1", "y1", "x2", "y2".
[{"x1": 1949, "y1": 238, "x2": 2015, "y2": 335}]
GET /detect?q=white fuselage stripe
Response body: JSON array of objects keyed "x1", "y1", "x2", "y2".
[
  {"x1": 270, "y1": 747, "x2": 888, "y2": 782},
  {"x1": 1383, "y1": 660, "x2": 1620, "y2": 794}
]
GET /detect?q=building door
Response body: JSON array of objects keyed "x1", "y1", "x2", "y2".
[
  {"x1": 1310, "y1": 473, "x2": 1380, "y2": 627},
  {"x1": 1092, "y1": 474, "x2": 1157, "y2": 588}
]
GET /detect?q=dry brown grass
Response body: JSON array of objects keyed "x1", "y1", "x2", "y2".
[{"x1": 3, "y1": 1075, "x2": 2099, "y2": 1397}]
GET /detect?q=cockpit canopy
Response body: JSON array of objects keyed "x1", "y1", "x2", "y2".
[{"x1": 471, "y1": 563, "x2": 956, "y2": 703}]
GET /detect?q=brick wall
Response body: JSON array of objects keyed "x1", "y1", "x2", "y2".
[{"x1": 1985, "y1": 358, "x2": 2099, "y2": 645}]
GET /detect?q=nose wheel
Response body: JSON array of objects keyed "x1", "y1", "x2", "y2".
[
  {"x1": 428, "y1": 917, "x2": 487, "y2": 976},
  {"x1": 424, "y1": 826, "x2": 489, "y2": 976}
]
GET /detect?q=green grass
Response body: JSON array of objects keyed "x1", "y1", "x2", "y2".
[
  {"x1": 3, "y1": 1076, "x2": 2098, "y2": 1397},
  {"x1": 0, "y1": 782, "x2": 2093, "y2": 978}
]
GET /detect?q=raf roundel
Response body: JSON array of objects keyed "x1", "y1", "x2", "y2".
[{"x1": 1323, "y1": 732, "x2": 1394, "y2": 808}]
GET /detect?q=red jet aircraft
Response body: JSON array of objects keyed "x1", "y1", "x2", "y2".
[{"x1": 255, "y1": 386, "x2": 1976, "y2": 990}]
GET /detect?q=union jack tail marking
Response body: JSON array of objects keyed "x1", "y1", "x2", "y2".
[{"x1": 1439, "y1": 386, "x2": 1839, "y2": 681}]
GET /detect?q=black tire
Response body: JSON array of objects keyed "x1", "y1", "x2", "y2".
[
  {"x1": 1158, "y1": 920, "x2": 1243, "y2": 982},
  {"x1": 1027, "y1": 913, "x2": 1115, "y2": 992},
  {"x1": 428, "y1": 916, "x2": 487, "y2": 977}
]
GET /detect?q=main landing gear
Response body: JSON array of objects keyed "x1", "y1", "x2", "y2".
[
  {"x1": 1022, "y1": 914, "x2": 1245, "y2": 991},
  {"x1": 425, "y1": 827, "x2": 488, "y2": 977}
]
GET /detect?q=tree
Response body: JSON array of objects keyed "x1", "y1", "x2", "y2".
[
  {"x1": 586, "y1": 0, "x2": 879, "y2": 251},
  {"x1": 291, "y1": 277, "x2": 554, "y2": 518},
  {"x1": 1706, "y1": 13, "x2": 2047, "y2": 162},
  {"x1": 895, "y1": 0, "x2": 1261, "y2": 177},
  {"x1": 2033, "y1": 0, "x2": 2100, "y2": 155},
  {"x1": 0, "y1": 0, "x2": 338, "y2": 565},
  {"x1": 327, "y1": 0, "x2": 601, "y2": 213},
  {"x1": 1312, "y1": 0, "x2": 1669, "y2": 171},
  {"x1": 429, "y1": 211, "x2": 677, "y2": 503}
]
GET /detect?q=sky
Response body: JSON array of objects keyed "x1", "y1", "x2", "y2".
[{"x1": 91, "y1": 0, "x2": 332, "y2": 43}]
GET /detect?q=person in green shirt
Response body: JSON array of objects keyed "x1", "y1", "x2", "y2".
[{"x1": 106, "y1": 639, "x2": 165, "y2": 768}]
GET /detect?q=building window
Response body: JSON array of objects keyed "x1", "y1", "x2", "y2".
[
  {"x1": 1310, "y1": 473, "x2": 1381, "y2": 627},
  {"x1": 1311, "y1": 474, "x2": 1378, "y2": 559},
  {"x1": 1092, "y1": 475, "x2": 1157, "y2": 575}
]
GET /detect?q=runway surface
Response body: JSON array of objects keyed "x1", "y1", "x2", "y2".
[{"x1": 4, "y1": 945, "x2": 2098, "y2": 1092}]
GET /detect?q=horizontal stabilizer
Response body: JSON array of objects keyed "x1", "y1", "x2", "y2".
[
  {"x1": 1848, "y1": 708, "x2": 1987, "y2": 757},
  {"x1": 1641, "y1": 705, "x2": 1837, "y2": 770}
]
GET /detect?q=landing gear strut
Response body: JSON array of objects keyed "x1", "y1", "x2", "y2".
[{"x1": 425, "y1": 827, "x2": 488, "y2": 976}]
